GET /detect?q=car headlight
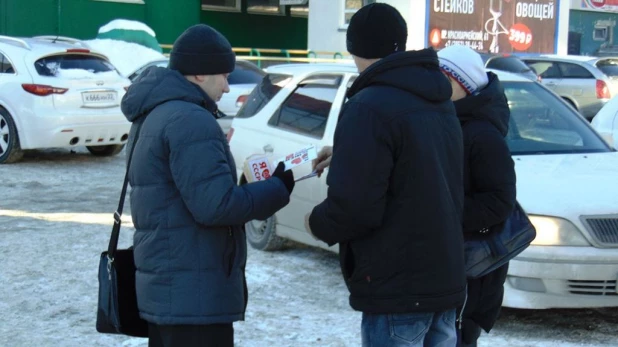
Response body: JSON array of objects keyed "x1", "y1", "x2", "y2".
[{"x1": 528, "y1": 215, "x2": 590, "y2": 246}]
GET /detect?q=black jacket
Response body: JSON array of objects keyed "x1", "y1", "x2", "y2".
[
  {"x1": 309, "y1": 49, "x2": 466, "y2": 314},
  {"x1": 455, "y1": 72, "x2": 516, "y2": 332}
]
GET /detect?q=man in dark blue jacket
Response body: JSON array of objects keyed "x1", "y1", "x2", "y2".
[
  {"x1": 121, "y1": 24, "x2": 295, "y2": 346},
  {"x1": 308, "y1": 4, "x2": 466, "y2": 346}
]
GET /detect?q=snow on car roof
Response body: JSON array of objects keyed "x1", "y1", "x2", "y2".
[
  {"x1": 0, "y1": 37, "x2": 110, "y2": 62},
  {"x1": 264, "y1": 63, "x2": 531, "y2": 83},
  {"x1": 265, "y1": 63, "x2": 357, "y2": 75},
  {"x1": 0, "y1": 36, "x2": 90, "y2": 52},
  {"x1": 532, "y1": 54, "x2": 597, "y2": 62}
]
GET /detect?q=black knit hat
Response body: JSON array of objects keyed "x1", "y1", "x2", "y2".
[
  {"x1": 169, "y1": 24, "x2": 235, "y2": 75},
  {"x1": 346, "y1": 3, "x2": 408, "y2": 59}
]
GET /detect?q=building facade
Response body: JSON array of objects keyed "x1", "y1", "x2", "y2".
[
  {"x1": 0, "y1": 0, "x2": 308, "y2": 50},
  {"x1": 569, "y1": 0, "x2": 618, "y2": 56}
]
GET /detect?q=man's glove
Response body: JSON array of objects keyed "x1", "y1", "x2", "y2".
[{"x1": 272, "y1": 162, "x2": 295, "y2": 194}]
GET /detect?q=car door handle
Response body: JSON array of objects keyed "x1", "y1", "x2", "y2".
[
  {"x1": 545, "y1": 82, "x2": 556, "y2": 86},
  {"x1": 263, "y1": 144, "x2": 274, "y2": 153}
]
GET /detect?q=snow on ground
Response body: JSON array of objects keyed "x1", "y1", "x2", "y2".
[
  {"x1": 85, "y1": 39, "x2": 166, "y2": 77},
  {"x1": 0, "y1": 148, "x2": 617, "y2": 347},
  {"x1": 98, "y1": 19, "x2": 157, "y2": 38}
]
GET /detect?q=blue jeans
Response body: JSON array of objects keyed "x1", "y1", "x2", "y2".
[{"x1": 362, "y1": 310, "x2": 457, "y2": 347}]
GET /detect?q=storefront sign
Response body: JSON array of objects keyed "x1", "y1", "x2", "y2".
[
  {"x1": 577, "y1": 0, "x2": 618, "y2": 13},
  {"x1": 427, "y1": 0, "x2": 559, "y2": 53}
]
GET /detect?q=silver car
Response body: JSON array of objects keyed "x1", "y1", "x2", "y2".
[
  {"x1": 126, "y1": 58, "x2": 265, "y2": 134},
  {"x1": 520, "y1": 55, "x2": 618, "y2": 120}
]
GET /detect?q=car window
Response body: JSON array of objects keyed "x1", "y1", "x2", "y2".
[
  {"x1": 595, "y1": 59, "x2": 618, "y2": 78},
  {"x1": 503, "y1": 81, "x2": 610, "y2": 155},
  {"x1": 525, "y1": 61, "x2": 561, "y2": 78},
  {"x1": 0, "y1": 52, "x2": 15, "y2": 74},
  {"x1": 343, "y1": 75, "x2": 357, "y2": 101},
  {"x1": 34, "y1": 54, "x2": 116, "y2": 77},
  {"x1": 228, "y1": 61, "x2": 265, "y2": 85},
  {"x1": 129, "y1": 60, "x2": 168, "y2": 81},
  {"x1": 267, "y1": 74, "x2": 342, "y2": 139},
  {"x1": 235, "y1": 73, "x2": 292, "y2": 119},
  {"x1": 559, "y1": 63, "x2": 593, "y2": 79},
  {"x1": 486, "y1": 56, "x2": 532, "y2": 74}
]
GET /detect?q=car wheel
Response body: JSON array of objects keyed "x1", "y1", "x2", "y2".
[
  {"x1": 239, "y1": 174, "x2": 287, "y2": 251},
  {"x1": 86, "y1": 144, "x2": 125, "y2": 157},
  {"x1": 0, "y1": 108, "x2": 24, "y2": 164}
]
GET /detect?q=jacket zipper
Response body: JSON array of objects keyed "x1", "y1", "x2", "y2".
[
  {"x1": 227, "y1": 227, "x2": 235, "y2": 277},
  {"x1": 457, "y1": 284, "x2": 469, "y2": 330}
]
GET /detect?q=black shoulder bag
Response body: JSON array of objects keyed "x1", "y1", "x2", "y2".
[
  {"x1": 464, "y1": 201, "x2": 537, "y2": 279},
  {"x1": 96, "y1": 122, "x2": 149, "y2": 337}
]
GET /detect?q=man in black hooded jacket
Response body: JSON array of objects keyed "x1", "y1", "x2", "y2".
[
  {"x1": 438, "y1": 44, "x2": 517, "y2": 347},
  {"x1": 308, "y1": 4, "x2": 466, "y2": 346}
]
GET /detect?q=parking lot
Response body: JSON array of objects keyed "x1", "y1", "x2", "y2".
[{"x1": 1, "y1": 148, "x2": 617, "y2": 347}]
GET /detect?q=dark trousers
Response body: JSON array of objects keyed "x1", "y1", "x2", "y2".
[
  {"x1": 457, "y1": 318, "x2": 482, "y2": 347},
  {"x1": 148, "y1": 323, "x2": 234, "y2": 347}
]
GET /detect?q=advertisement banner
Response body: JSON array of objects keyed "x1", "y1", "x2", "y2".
[
  {"x1": 427, "y1": 0, "x2": 558, "y2": 53},
  {"x1": 578, "y1": 0, "x2": 618, "y2": 13}
]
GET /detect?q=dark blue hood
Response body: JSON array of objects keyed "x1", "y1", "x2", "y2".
[{"x1": 121, "y1": 66, "x2": 219, "y2": 122}]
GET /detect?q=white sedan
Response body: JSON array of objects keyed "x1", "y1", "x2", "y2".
[{"x1": 229, "y1": 63, "x2": 618, "y2": 309}]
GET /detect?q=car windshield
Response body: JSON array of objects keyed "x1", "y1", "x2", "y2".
[
  {"x1": 504, "y1": 81, "x2": 611, "y2": 155},
  {"x1": 34, "y1": 54, "x2": 117, "y2": 77},
  {"x1": 229, "y1": 61, "x2": 265, "y2": 85},
  {"x1": 235, "y1": 73, "x2": 292, "y2": 118},
  {"x1": 595, "y1": 58, "x2": 618, "y2": 78}
]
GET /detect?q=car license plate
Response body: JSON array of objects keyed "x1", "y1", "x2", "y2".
[{"x1": 82, "y1": 91, "x2": 117, "y2": 104}]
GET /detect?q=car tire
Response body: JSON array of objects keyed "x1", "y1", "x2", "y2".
[
  {"x1": 86, "y1": 144, "x2": 125, "y2": 157},
  {"x1": 239, "y1": 174, "x2": 287, "y2": 251},
  {"x1": 0, "y1": 108, "x2": 24, "y2": 164}
]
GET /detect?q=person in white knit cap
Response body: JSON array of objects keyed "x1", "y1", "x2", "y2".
[
  {"x1": 438, "y1": 45, "x2": 517, "y2": 347},
  {"x1": 438, "y1": 44, "x2": 489, "y2": 98}
]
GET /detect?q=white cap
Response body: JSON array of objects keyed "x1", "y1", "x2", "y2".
[{"x1": 437, "y1": 45, "x2": 489, "y2": 95}]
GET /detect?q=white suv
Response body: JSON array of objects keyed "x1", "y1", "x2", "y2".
[{"x1": 0, "y1": 35, "x2": 132, "y2": 163}]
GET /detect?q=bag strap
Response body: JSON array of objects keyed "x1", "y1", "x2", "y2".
[{"x1": 107, "y1": 121, "x2": 143, "y2": 259}]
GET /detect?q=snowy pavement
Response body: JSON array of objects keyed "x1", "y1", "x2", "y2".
[{"x1": 1, "y1": 148, "x2": 617, "y2": 347}]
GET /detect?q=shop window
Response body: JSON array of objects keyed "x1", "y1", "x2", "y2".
[
  {"x1": 92, "y1": 0, "x2": 145, "y2": 3},
  {"x1": 201, "y1": 0, "x2": 240, "y2": 12},
  {"x1": 290, "y1": 2, "x2": 309, "y2": 17},
  {"x1": 343, "y1": 0, "x2": 375, "y2": 27},
  {"x1": 594, "y1": 27, "x2": 608, "y2": 41},
  {"x1": 248, "y1": 0, "x2": 284, "y2": 15}
]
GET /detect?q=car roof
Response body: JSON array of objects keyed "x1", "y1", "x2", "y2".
[
  {"x1": 265, "y1": 62, "x2": 357, "y2": 75},
  {"x1": 0, "y1": 35, "x2": 106, "y2": 58},
  {"x1": 488, "y1": 69, "x2": 531, "y2": 82},
  {"x1": 126, "y1": 57, "x2": 260, "y2": 76},
  {"x1": 522, "y1": 54, "x2": 597, "y2": 63},
  {"x1": 263, "y1": 63, "x2": 531, "y2": 83}
]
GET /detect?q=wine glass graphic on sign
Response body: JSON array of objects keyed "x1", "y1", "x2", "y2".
[{"x1": 485, "y1": 0, "x2": 509, "y2": 53}]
